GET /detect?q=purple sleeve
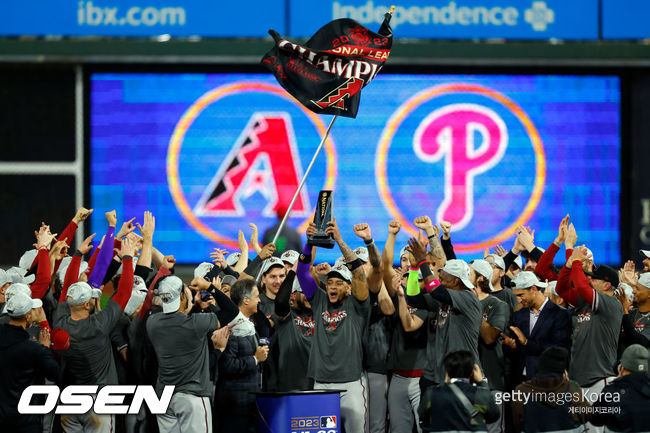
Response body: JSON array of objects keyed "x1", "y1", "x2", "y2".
[
  {"x1": 87, "y1": 226, "x2": 116, "y2": 289},
  {"x1": 297, "y1": 243, "x2": 319, "y2": 299}
]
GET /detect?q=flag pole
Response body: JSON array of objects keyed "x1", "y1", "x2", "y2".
[{"x1": 255, "y1": 114, "x2": 339, "y2": 282}]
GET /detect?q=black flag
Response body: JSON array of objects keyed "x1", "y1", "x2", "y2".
[{"x1": 261, "y1": 14, "x2": 392, "y2": 119}]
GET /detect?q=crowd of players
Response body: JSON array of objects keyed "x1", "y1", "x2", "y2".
[{"x1": 1, "y1": 206, "x2": 650, "y2": 433}]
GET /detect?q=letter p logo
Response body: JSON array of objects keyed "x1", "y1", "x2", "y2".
[{"x1": 413, "y1": 104, "x2": 508, "y2": 230}]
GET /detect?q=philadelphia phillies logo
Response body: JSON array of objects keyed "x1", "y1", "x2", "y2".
[
  {"x1": 413, "y1": 103, "x2": 508, "y2": 230},
  {"x1": 376, "y1": 83, "x2": 546, "y2": 253}
]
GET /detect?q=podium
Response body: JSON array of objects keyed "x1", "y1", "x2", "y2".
[{"x1": 255, "y1": 390, "x2": 343, "y2": 433}]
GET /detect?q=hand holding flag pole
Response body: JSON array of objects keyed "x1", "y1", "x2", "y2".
[{"x1": 256, "y1": 6, "x2": 395, "y2": 282}]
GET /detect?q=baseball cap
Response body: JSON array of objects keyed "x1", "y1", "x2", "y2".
[
  {"x1": 226, "y1": 252, "x2": 241, "y2": 267},
  {"x1": 638, "y1": 273, "x2": 650, "y2": 289},
  {"x1": 57, "y1": 257, "x2": 89, "y2": 282},
  {"x1": 261, "y1": 257, "x2": 285, "y2": 275},
  {"x1": 353, "y1": 247, "x2": 369, "y2": 263},
  {"x1": 0, "y1": 269, "x2": 8, "y2": 287},
  {"x1": 620, "y1": 344, "x2": 649, "y2": 373},
  {"x1": 5, "y1": 283, "x2": 32, "y2": 302},
  {"x1": 19, "y1": 249, "x2": 38, "y2": 271},
  {"x1": 547, "y1": 281, "x2": 558, "y2": 297},
  {"x1": 281, "y1": 250, "x2": 299, "y2": 266},
  {"x1": 585, "y1": 248, "x2": 594, "y2": 261},
  {"x1": 470, "y1": 260, "x2": 494, "y2": 291},
  {"x1": 334, "y1": 255, "x2": 346, "y2": 267},
  {"x1": 6, "y1": 267, "x2": 35, "y2": 285},
  {"x1": 327, "y1": 263, "x2": 352, "y2": 284},
  {"x1": 50, "y1": 329, "x2": 71, "y2": 351},
  {"x1": 617, "y1": 282, "x2": 635, "y2": 302},
  {"x1": 511, "y1": 271, "x2": 547, "y2": 290},
  {"x1": 585, "y1": 265, "x2": 619, "y2": 287},
  {"x1": 124, "y1": 289, "x2": 147, "y2": 316},
  {"x1": 5, "y1": 293, "x2": 42, "y2": 318},
  {"x1": 513, "y1": 256, "x2": 523, "y2": 270},
  {"x1": 193, "y1": 262, "x2": 214, "y2": 279},
  {"x1": 221, "y1": 275, "x2": 237, "y2": 287},
  {"x1": 133, "y1": 275, "x2": 147, "y2": 292},
  {"x1": 66, "y1": 282, "x2": 102, "y2": 304},
  {"x1": 399, "y1": 246, "x2": 409, "y2": 260},
  {"x1": 158, "y1": 276, "x2": 184, "y2": 313},
  {"x1": 485, "y1": 255, "x2": 506, "y2": 271},
  {"x1": 442, "y1": 260, "x2": 474, "y2": 289},
  {"x1": 640, "y1": 250, "x2": 650, "y2": 259},
  {"x1": 291, "y1": 278, "x2": 302, "y2": 293}
]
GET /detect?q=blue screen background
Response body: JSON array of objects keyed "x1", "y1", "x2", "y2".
[{"x1": 90, "y1": 73, "x2": 620, "y2": 265}]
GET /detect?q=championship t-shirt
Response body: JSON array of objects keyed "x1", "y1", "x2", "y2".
[
  {"x1": 425, "y1": 288, "x2": 482, "y2": 384},
  {"x1": 54, "y1": 301, "x2": 123, "y2": 385},
  {"x1": 274, "y1": 308, "x2": 315, "y2": 391},
  {"x1": 569, "y1": 293, "x2": 623, "y2": 386},
  {"x1": 146, "y1": 311, "x2": 218, "y2": 396},
  {"x1": 629, "y1": 308, "x2": 650, "y2": 340},
  {"x1": 387, "y1": 295, "x2": 430, "y2": 372},
  {"x1": 364, "y1": 292, "x2": 391, "y2": 375},
  {"x1": 478, "y1": 295, "x2": 509, "y2": 391},
  {"x1": 307, "y1": 287, "x2": 370, "y2": 383}
]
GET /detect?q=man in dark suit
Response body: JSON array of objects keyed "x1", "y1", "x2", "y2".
[{"x1": 501, "y1": 271, "x2": 571, "y2": 383}]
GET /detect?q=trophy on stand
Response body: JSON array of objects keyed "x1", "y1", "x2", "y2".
[{"x1": 308, "y1": 190, "x2": 335, "y2": 249}]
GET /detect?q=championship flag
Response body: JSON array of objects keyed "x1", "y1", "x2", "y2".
[{"x1": 261, "y1": 13, "x2": 393, "y2": 118}]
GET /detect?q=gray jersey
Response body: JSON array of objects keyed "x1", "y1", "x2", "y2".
[
  {"x1": 308, "y1": 288, "x2": 370, "y2": 383},
  {"x1": 425, "y1": 288, "x2": 482, "y2": 384},
  {"x1": 569, "y1": 293, "x2": 623, "y2": 386},
  {"x1": 386, "y1": 295, "x2": 429, "y2": 372},
  {"x1": 491, "y1": 287, "x2": 517, "y2": 321},
  {"x1": 54, "y1": 301, "x2": 123, "y2": 385},
  {"x1": 259, "y1": 292, "x2": 275, "y2": 319},
  {"x1": 478, "y1": 295, "x2": 509, "y2": 391},
  {"x1": 629, "y1": 308, "x2": 650, "y2": 340},
  {"x1": 146, "y1": 311, "x2": 218, "y2": 397},
  {"x1": 274, "y1": 309, "x2": 315, "y2": 391}
]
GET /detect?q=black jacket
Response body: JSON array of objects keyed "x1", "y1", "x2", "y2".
[
  {"x1": 511, "y1": 300, "x2": 571, "y2": 381},
  {"x1": 0, "y1": 323, "x2": 59, "y2": 423},
  {"x1": 591, "y1": 372, "x2": 650, "y2": 432},
  {"x1": 419, "y1": 381, "x2": 499, "y2": 432}
]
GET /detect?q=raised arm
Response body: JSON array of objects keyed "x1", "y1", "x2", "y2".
[
  {"x1": 139, "y1": 256, "x2": 174, "y2": 321},
  {"x1": 439, "y1": 221, "x2": 456, "y2": 260},
  {"x1": 326, "y1": 218, "x2": 368, "y2": 302},
  {"x1": 232, "y1": 230, "x2": 250, "y2": 274},
  {"x1": 568, "y1": 246, "x2": 595, "y2": 308},
  {"x1": 353, "y1": 223, "x2": 382, "y2": 293},
  {"x1": 59, "y1": 234, "x2": 95, "y2": 303},
  {"x1": 30, "y1": 224, "x2": 56, "y2": 299},
  {"x1": 381, "y1": 220, "x2": 401, "y2": 297},
  {"x1": 394, "y1": 274, "x2": 425, "y2": 332},
  {"x1": 135, "y1": 212, "x2": 154, "y2": 269},
  {"x1": 274, "y1": 270, "x2": 295, "y2": 320},
  {"x1": 87, "y1": 210, "x2": 117, "y2": 289},
  {"x1": 112, "y1": 237, "x2": 137, "y2": 311}
]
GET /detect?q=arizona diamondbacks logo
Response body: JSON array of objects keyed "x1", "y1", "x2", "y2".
[{"x1": 194, "y1": 112, "x2": 310, "y2": 217}]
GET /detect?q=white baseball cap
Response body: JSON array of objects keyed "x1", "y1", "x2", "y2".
[
  {"x1": 585, "y1": 248, "x2": 594, "y2": 261},
  {"x1": 618, "y1": 282, "x2": 635, "y2": 302},
  {"x1": 133, "y1": 275, "x2": 147, "y2": 292},
  {"x1": 281, "y1": 250, "x2": 299, "y2": 266},
  {"x1": 0, "y1": 269, "x2": 8, "y2": 287},
  {"x1": 442, "y1": 260, "x2": 474, "y2": 289},
  {"x1": 470, "y1": 259, "x2": 494, "y2": 291},
  {"x1": 511, "y1": 271, "x2": 547, "y2": 290},
  {"x1": 485, "y1": 255, "x2": 506, "y2": 271},
  {"x1": 158, "y1": 276, "x2": 184, "y2": 313},
  {"x1": 6, "y1": 267, "x2": 35, "y2": 285},
  {"x1": 640, "y1": 250, "x2": 650, "y2": 259},
  {"x1": 19, "y1": 249, "x2": 38, "y2": 271},
  {"x1": 261, "y1": 257, "x2": 285, "y2": 275},
  {"x1": 291, "y1": 278, "x2": 302, "y2": 293},
  {"x1": 327, "y1": 263, "x2": 352, "y2": 284},
  {"x1": 66, "y1": 282, "x2": 102, "y2": 304},
  {"x1": 226, "y1": 252, "x2": 241, "y2": 267},
  {"x1": 194, "y1": 262, "x2": 214, "y2": 279},
  {"x1": 57, "y1": 257, "x2": 89, "y2": 282},
  {"x1": 638, "y1": 273, "x2": 650, "y2": 289},
  {"x1": 334, "y1": 255, "x2": 346, "y2": 266},
  {"x1": 5, "y1": 283, "x2": 32, "y2": 301},
  {"x1": 124, "y1": 289, "x2": 147, "y2": 316},
  {"x1": 5, "y1": 293, "x2": 42, "y2": 318},
  {"x1": 547, "y1": 281, "x2": 558, "y2": 297},
  {"x1": 399, "y1": 246, "x2": 409, "y2": 260},
  {"x1": 513, "y1": 256, "x2": 523, "y2": 269},
  {"x1": 353, "y1": 247, "x2": 369, "y2": 263}
]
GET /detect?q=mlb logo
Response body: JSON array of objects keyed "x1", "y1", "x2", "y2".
[{"x1": 320, "y1": 416, "x2": 337, "y2": 428}]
